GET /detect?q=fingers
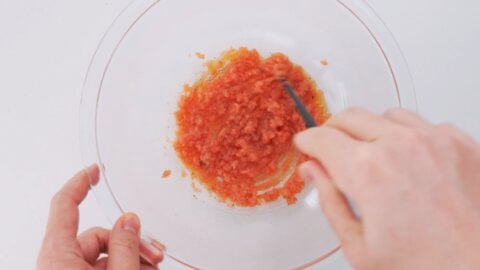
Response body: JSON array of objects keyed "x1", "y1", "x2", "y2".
[
  {"x1": 92, "y1": 257, "x2": 158, "y2": 270},
  {"x1": 140, "y1": 238, "x2": 164, "y2": 266},
  {"x1": 79, "y1": 226, "x2": 163, "y2": 268},
  {"x1": 299, "y1": 161, "x2": 363, "y2": 248},
  {"x1": 45, "y1": 164, "x2": 99, "y2": 241},
  {"x1": 140, "y1": 264, "x2": 160, "y2": 270},
  {"x1": 107, "y1": 213, "x2": 142, "y2": 270},
  {"x1": 294, "y1": 126, "x2": 361, "y2": 197},
  {"x1": 383, "y1": 108, "x2": 430, "y2": 128},
  {"x1": 326, "y1": 107, "x2": 400, "y2": 141},
  {"x1": 93, "y1": 257, "x2": 108, "y2": 270},
  {"x1": 78, "y1": 227, "x2": 110, "y2": 264}
]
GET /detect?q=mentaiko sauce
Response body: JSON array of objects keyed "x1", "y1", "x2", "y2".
[{"x1": 174, "y1": 48, "x2": 329, "y2": 206}]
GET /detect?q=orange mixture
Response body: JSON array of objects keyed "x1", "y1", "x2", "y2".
[{"x1": 174, "y1": 48, "x2": 329, "y2": 207}]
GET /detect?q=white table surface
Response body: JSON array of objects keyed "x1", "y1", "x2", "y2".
[{"x1": 1, "y1": 0, "x2": 479, "y2": 269}]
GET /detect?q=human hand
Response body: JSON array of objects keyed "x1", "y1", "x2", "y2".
[
  {"x1": 37, "y1": 165, "x2": 164, "y2": 270},
  {"x1": 294, "y1": 108, "x2": 480, "y2": 270}
]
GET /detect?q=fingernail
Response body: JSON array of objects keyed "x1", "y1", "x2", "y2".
[
  {"x1": 85, "y1": 164, "x2": 100, "y2": 186},
  {"x1": 300, "y1": 166, "x2": 315, "y2": 183},
  {"x1": 141, "y1": 239, "x2": 164, "y2": 258},
  {"x1": 121, "y1": 213, "x2": 140, "y2": 234},
  {"x1": 298, "y1": 162, "x2": 315, "y2": 183}
]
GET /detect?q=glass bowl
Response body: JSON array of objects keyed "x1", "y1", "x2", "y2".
[{"x1": 80, "y1": 0, "x2": 416, "y2": 269}]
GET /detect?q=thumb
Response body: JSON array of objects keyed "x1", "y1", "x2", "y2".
[{"x1": 107, "y1": 213, "x2": 141, "y2": 270}]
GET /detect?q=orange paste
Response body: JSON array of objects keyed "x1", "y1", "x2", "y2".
[
  {"x1": 195, "y1": 52, "x2": 206, "y2": 59},
  {"x1": 174, "y1": 48, "x2": 329, "y2": 207},
  {"x1": 161, "y1": 170, "x2": 171, "y2": 179}
]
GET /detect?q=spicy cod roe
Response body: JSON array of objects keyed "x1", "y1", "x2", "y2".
[{"x1": 174, "y1": 48, "x2": 329, "y2": 207}]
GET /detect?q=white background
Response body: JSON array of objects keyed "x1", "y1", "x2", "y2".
[{"x1": 0, "y1": 0, "x2": 479, "y2": 269}]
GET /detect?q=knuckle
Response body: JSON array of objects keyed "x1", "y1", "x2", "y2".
[
  {"x1": 330, "y1": 107, "x2": 364, "y2": 123},
  {"x1": 400, "y1": 128, "x2": 429, "y2": 146},
  {"x1": 399, "y1": 129, "x2": 437, "y2": 159},
  {"x1": 435, "y1": 123, "x2": 458, "y2": 138},
  {"x1": 383, "y1": 107, "x2": 404, "y2": 117},
  {"x1": 342, "y1": 107, "x2": 365, "y2": 117},
  {"x1": 50, "y1": 189, "x2": 77, "y2": 207},
  {"x1": 435, "y1": 123, "x2": 457, "y2": 132},
  {"x1": 434, "y1": 123, "x2": 466, "y2": 144},
  {"x1": 433, "y1": 124, "x2": 467, "y2": 150},
  {"x1": 50, "y1": 192, "x2": 65, "y2": 206},
  {"x1": 433, "y1": 124, "x2": 480, "y2": 161},
  {"x1": 354, "y1": 146, "x2": 382, "y2": 181}
]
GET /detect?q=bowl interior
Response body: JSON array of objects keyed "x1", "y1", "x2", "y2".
[{"x1": 87, "y1": 0, "x2": 409, "y2": 269}]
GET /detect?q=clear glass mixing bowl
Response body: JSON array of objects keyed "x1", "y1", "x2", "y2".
[{"x1": 80, "y1": 0, "x2": 416, "y2": 269}]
